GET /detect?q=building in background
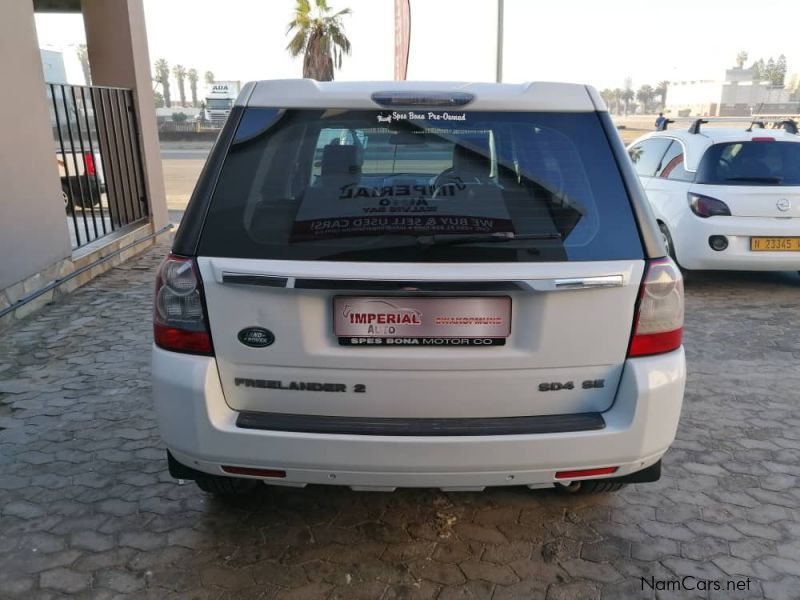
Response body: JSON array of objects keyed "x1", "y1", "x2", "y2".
[
  {"x1": 667, "y1": 68, "x2": 800, "y2": 117},
  {"x1": 40, "y1": 48, "x2": 67, "y2": 84}
]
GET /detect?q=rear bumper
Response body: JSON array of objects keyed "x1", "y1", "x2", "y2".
[
  {"x1": 152, "y1": 345, "x2": 686, "y2": 489},
  {"x1": 673, "y1": 215, "x2": 800, "y2": 271}
]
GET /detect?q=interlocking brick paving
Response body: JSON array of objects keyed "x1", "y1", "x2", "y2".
[{"x1": 1, "y1": 240, "x2": 799, "y2": 599}]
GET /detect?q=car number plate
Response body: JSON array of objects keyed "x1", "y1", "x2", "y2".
[
  {"x1": 333, "y1": 296, "x2": 511, "y2": 346},
  {"x1": 750, "y1": 237, "x2": 800, "y2": 251}
]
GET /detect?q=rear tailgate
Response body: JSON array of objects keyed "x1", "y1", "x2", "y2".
[
  {"x1": 694, "y1": 139, "x2": 800, "y2": 217},
  {"x1": 190, "y1": 100, "x2": 649, "y2": 422},
  {"x1": 199, "y1": 258, "x2": 644, "y2": 418}
]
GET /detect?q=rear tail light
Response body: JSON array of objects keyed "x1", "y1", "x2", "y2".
[
  {"x1": 84, "y1": 152, "x2": 96, "y2": 176},
  {"x1": 628, "y1": 258, "x2": 684, "y2": 358},
  {"x1": 688, "y1": 192, "x2": 731, "y2": 218},
  {"x1": 153, "y1": 254, "x2": 213, "y2": 354}
]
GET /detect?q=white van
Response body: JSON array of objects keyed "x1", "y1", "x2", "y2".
[{"x1": 152, "y1": 80, "x2": 686, "y2": 496}]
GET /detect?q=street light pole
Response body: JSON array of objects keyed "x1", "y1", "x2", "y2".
[{"x1": 496, "y1": 0, "x2": 504, "y2": 83}]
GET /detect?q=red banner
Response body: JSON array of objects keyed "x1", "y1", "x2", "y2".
[{"x1": 394, "y1": 0, "x2": 410, "y2": 80}]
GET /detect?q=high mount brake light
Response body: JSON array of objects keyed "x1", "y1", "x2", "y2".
[
  {"x1": 688, "y1": 192, "x2": 731, "y2": 218},
  {"x1": 153, "y1": 254, "x2": 213, "y2": 355},
  {"x1": 628, "y1": 258, "x2": 684, "y2": 358},
  {"x1": 370, "y1": 91, "x2": 474, "y2": 108}
]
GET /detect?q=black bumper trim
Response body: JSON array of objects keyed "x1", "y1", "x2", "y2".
[{"x1": 235, "y1": 411, "x2": 605, "y2": 436}]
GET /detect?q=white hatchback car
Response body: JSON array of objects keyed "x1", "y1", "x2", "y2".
[
  {"x1": 152, "y1": 80, "x2": 686, "y2": 496},
  {"x1": 628, "y1": 120, "x2": 800, "y2": 271}
]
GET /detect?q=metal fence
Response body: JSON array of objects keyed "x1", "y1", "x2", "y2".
[{"x1": 48, "y1": 83, "x2": 149, "y2": 250}]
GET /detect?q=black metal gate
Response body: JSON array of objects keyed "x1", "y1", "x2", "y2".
[{"x1": 49, "y1": 84, "x2": 149, "y2": 250}]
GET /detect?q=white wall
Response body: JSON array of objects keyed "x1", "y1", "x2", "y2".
[{"x1": 0, "y1": 2, "x2": 72, "y2": 291}]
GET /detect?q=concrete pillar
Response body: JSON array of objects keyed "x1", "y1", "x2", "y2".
[
  {"x1": 82, "y1": 0, "x2": 168, "y2": 232},
  {"x1": 0, "y1": 0, "x2": 72, "y2": 291}
]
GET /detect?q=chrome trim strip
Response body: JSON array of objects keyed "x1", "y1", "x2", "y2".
[
  {"x1": 222, "y1": 272, "x2": 625, "y2": 292},
  {"x1": 222, "y1": 273, "x2": 289, "y2": 287},
  {"x1": 553, "y1": 275, "x2": 624, "y2": 289}
]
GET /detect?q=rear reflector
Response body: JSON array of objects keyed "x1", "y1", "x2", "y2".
[
  {"x1": 221, "y1": 465, "x2": 286, "y2": 478},
  {"x1": 555, "y1": 466, "x2": 618, "y2": 480}
]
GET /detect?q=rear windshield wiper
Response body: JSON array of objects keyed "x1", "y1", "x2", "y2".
[
  {"x1": 725, "y1": 176, "x2": 784, "y2": 184},
  {"x1": 417, "y1": 232, "x2": 562, "y2": 246}
]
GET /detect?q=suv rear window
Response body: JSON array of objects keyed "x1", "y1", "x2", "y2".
[
  {"x1": 696, "y1": 141, "x2": 800, "y2": 186},
  {"x1": 197, "y1": 109, "x2": 643, "y2": 262}
]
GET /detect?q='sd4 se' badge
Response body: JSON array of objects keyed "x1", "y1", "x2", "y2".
[{"x1": 237, "y1": 327, "x2": 275, "y2": 348}]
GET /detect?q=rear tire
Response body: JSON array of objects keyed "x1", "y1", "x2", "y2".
[
  {"x1": 658, "y1": 222, "x2": 677, "y2": 262},
  {"x1": 62, "y1": 184, "x2": 72, "y2": 214},
  {"x1": 658, "y1": 222, "x2": 687, "y2": 275},
  {"x1": 555, "y1": 480, "x2": 626, "y2": 494},
  {"x1": 195, "y1": 475, "x2": 261, "y2": 496}
]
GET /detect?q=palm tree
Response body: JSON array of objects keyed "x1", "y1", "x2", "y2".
[
  {"x1": 188, "y1": 68, "x2": 199, "y2": 107},
  {"x1": 655, "y1": 80, "x2": 669, "y2": 109},
  {"x1": 153, "y1": 58, "x2": 171, "y2": 108},
  {"x1": 600, "y1": 89, "x2": 614, "y2": 111},
  {"x1": 204, "y1": 71, "x2": 215, "y2": 86},
  {"x1": 172, "y1": 64, "x2": 187, "y2": 107},
  {"x1": 621, "y1": 88, "x2": 635, "y2": 115},
  {"x1": 76, "y1": 44, "x2": 91, "y2": 85},
  {"x1": 735, "y1": 51, "x2": 748, "y2": 69},
  {"x1": 612, "y1": 88, "x2": 623, "y2": 115},
  {"x1": 636, "y1": 85, "x2": 654, "y2": 113},
  {"x1": 286, "y1": 0, "x2": 352, "y2": 81}
]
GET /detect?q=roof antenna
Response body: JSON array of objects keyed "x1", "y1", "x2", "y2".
[
  {"x1": 688, "y1": 119, "x2": 708, "y2": 134},
  {"x1": 657, "y1": 119, "x2": 674, "y2": 131},
  {"x1": 746, "y1": 120, "x2": 765, "y2": 132}
]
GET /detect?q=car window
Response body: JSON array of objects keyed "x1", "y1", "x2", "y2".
[
  {"x1": 655, "y1": 141, "x2": 694, "y2": 182},
  {"x1": 696, "y1": 141, "x2": 800, "y2": 186},
  {"x1": 310, "y1": 128, "x2": 456, "y2": 181},
  {"x1": 197, "y1": 108, "x2": 644, "y2": 263},
  {"x1": 628, "y1": 137, "x2": 672, "y2": 177}
]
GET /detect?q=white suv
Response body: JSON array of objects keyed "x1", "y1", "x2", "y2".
[
  {"x1": 628, "y1": 120, "x2": 800, "y2": 271},
  {"x1": 152, "y1": 80, "x2": 686, "y2": 496}
]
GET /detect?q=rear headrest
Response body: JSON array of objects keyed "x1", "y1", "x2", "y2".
[
  {"x1": 321, "y1": 145, "x2": 361, "y2": 177},
  {"x1": 453, "y1": 145, "x2": 490, "y2": 179}
]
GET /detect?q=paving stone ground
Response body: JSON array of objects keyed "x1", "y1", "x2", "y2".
[{"x1": 2, "y1": 239, "x2": 800, "y2": 599}]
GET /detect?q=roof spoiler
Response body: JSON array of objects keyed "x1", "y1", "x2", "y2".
[{"x1": 688, "y1": 119, "x2": 708, "y2": 134}]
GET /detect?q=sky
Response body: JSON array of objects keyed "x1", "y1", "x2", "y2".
[{"x1": 34, "y1": 0, "x2": 800, "y2": 94}]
